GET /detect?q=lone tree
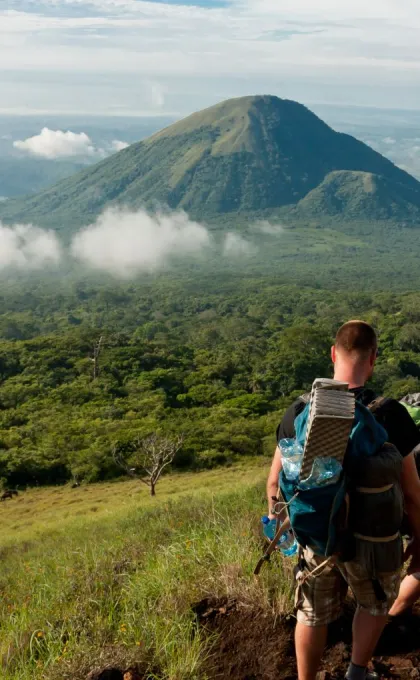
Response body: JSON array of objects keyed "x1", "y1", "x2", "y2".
[
  {"x1": 90, "y1": 335, "x2": 104, "y2": 380},
  {"x1": 113, "y1": 434, "x2": 183, "y2": 496}
]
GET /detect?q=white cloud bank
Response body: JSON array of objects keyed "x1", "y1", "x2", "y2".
[
  {"x1": 223, "y1": 232, "x2": 257, "y2": 257},
  {"x1": 71, "y1": 208, "x2": 211, "y2": 276},
  {"x1": 0, "y1": 208, "x2": 262, "y2": 276},
  {"x1": 0, "y1": 222, "x2": 61, "y2": 270},
  {"x1": 13, "y1": 128, "x2": 129, "y2": 159}
]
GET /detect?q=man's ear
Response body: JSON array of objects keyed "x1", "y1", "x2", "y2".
[
  {"x1": 369, "y1": 349, "x2": 377, "y2": 368},
  {"x1": 331, "y1": 345, "x2": 336, "y2": 363}
]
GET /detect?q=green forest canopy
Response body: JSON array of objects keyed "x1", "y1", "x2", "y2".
[{"x1": 1, "y1": 267, "x2": 420, "y2": 487}]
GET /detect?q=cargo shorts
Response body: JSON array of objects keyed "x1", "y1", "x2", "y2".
[{"x1": 295, "y1": 547, "x2": 401, "y2": 627}]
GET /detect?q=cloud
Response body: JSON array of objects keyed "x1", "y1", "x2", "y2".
[
  {"x1": 383, "y1": 137, "x2": 396, "y2": 145},
  {"x1": 0, "y1": 222, "x2": 61, "y2": 270},
  {"x1": 110, "y1": 139, "x2": 129, "y2": 152},
  {"x1": 14, "y1": 127, "x2": 96, "y2": 159},
  {"x1": 13, "y1": 127, "x2": 130, "y2": 159},
  {"x1": 70, "y1": 207, "x2": 211, "y2": 276},
  {"x1": 3, "y1": 0, "x2": 420, "y2": 115},
  {"x1": 223, "y1": 232, "x2": 257, "y2": 257},
  {"x1": 252, "y1": 220, "x2": 284, "y2": 235}
]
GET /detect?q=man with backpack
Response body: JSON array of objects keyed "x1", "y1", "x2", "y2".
[{"x1": 267, "y1": 320, "x2": 420, "y2": 680}]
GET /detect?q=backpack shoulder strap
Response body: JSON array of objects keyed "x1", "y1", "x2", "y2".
[
  {"x1": 368, "y1": 396, "x2": 386, "y2": 413},
  {"x1": 367, "y1": 396, "x2": 391, "y2": 415}
]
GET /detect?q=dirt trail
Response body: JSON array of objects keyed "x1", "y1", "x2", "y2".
[{"x1": 194, "y1": 597, "x2": 420, "y2": 680}]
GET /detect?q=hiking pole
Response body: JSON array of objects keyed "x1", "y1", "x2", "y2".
[
  {"x1": 254, "y1": 492, "x2": 293, "y2": 576},
  {"x1": 254, "y1": 515, "x2": 291, "y2": 575}
]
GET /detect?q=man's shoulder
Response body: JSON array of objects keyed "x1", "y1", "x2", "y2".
[
  {"x1": 285, "y1": 395, "x2": 309, "y2": 418},
  {"x1": 276, "y1": 396, "x2": 308, "y2": 440}
]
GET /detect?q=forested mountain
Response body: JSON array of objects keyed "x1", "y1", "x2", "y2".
[
  {"x1": 2, "y1": 96, "x2": 420, "y2": 489},
  {"x1": 1, "y1": 95, "x2": 420, "y2": 230}
]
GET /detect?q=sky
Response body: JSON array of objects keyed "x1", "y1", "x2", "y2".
[{"x1": 1, "y1": 0, "x2": 420, "y2": 117}]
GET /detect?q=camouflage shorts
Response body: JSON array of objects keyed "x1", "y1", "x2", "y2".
[{"x1": 295, "y1": 547, "x2": 401, "y2": 627}]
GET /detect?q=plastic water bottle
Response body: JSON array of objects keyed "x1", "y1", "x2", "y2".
[
  {"x1": 261, "y1": 516, "x2": 298, "y2": 557},
  {"x1": 299, "y1": 457, "x2": 342, "y2": 490},
  {"x1": 279, "y1": 438, "x2": 304, "y2": 481}
]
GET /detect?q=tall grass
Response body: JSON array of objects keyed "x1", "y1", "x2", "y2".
[{"x1": 0, "y1": 467, "x2": 294, "y2": 679}]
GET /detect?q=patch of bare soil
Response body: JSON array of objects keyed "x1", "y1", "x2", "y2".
[
  {"x1": 194, "y1": 597, "x2": 420, "y2": 680},
  {"x1": 86, "y1": 665, "x2": 147, "y2": 680}
]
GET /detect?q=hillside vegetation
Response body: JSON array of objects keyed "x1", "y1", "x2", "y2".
[
  {"x1": 2, "y1": 96, "x2": 420, "y2": 230},
  {"x1": 0, "y1": 464, "x2": 293, "y2": 680},
  {"x1": 295, "y1": 170, "x2": 420, "y2": 220}
]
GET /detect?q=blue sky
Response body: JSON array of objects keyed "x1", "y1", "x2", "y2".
[{"x1": 2, "y1": 0, "x2": 420, "y2": 116}]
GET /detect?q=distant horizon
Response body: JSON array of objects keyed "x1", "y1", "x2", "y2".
[
  {"x1": 1, "y1": 99, "x2": 420, "y2": 120},
  {"x1": 4, "y1": 0, "x2": 420, "y2": 121}
]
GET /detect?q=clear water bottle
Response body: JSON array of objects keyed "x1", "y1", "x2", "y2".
[
  {"x1": 261, "y1": 516, "x2": 298, "y2": 557},
  {"x1": 279, "y1": 438, "x2": 304, "y2": 481},
  {"x1": 300, "y1": 457, "x2": 342, "y2": 490}
]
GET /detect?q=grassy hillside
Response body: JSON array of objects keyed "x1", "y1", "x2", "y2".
[
  {"x1": 2, "y1": 95, "x2": 420, "y2": 231},
  {"x1": 0, "y1": 461, "x2": 296, "y2": 680},
  {"x1": 0, "y1": 460, "x2": 266, "y2": 547}
]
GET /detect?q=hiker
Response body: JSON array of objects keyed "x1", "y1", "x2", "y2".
[{"x1": 267, "y1": 320, "x2": 420, "y2": 680}]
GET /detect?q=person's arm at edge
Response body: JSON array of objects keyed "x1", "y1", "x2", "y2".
[
  {"x1": 266, "y1": 446, "x2": 282, "y2": 519},
  {"x1": 401, "y1": 452, "x2": 420, "y2": 553}
]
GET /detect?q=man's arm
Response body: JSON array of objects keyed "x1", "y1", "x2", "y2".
[
  {"x1": 266, "y1": 446, "x2": 282, "y2": 519},
  {"x1": 268, "y1": 400, "x2": 301, "y2": 520},
  {"x1": 401, "y1": 452, "x2": 420, "y2": 543}
]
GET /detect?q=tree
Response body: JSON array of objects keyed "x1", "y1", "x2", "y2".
[
  {"x1": 91, "y1": 335, "x2": 104, "y2": 380},
  {"x1": 113, "y1": 434, "x2": 184, "y2": 496}
]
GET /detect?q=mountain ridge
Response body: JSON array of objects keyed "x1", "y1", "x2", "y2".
[{"x1": 1, "y1": 95, "x2": 420, "y2": 230}]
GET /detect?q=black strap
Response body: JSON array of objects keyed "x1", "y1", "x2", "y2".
[{"x1": 254, "y1": 519, "x2": 285, "y2": 575}]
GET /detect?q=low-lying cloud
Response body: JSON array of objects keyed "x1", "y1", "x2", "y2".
[
  {"x1": 110, "y1": 140, "x2": 129, "y2": 152},
  {"x1": 0, "y1": 222, "x2": 61, "y2": 270},
  {"x1": 223, "y1": 232, "x2": 257, "y2": 257},
  {"x1": 253, "y1": 220, "x2": 285, "y2": 235},
  {"x1": 13, "y1": 128, "x2": 129, "y2": 160},
  {"x1": 0, "y1": 207, "x2": 274, "y2": 276},
  {"x1": 71, "y1": 208, "x2": 211, "y2": 276}
]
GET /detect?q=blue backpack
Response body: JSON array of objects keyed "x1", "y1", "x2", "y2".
[{"x1": 279, "y1": 399, "x2": 389, "y2": 558}]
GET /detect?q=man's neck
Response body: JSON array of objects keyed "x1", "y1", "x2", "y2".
[{"x1": 333, "y1": 370, "x2": 366, "y2": 390}]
